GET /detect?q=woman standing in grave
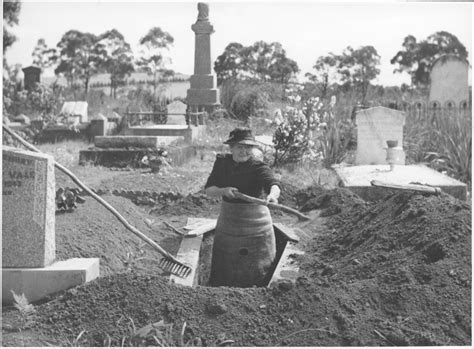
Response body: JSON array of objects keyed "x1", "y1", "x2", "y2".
[{"x1": 204, "y1": 127, "x2": 281, "y2": 287}]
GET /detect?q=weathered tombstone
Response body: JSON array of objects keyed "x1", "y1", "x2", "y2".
[
  {"x1": 2, "y1": 146, "x2": 56, "y2": 267},
  {"x1": 90, "y1": 113, "x2": 108, "y2": 137},
  {"x1": 186, "y1": 2, "x2": 220, "y2": 113},
  {"x1": 22, "y1": 66, "x2": 41, "y2": 91},
  {"x1": 167, "y1": 100, "x2": 188, "y2": 124},
  {"x1": 2, "y1": 146, "x2": 100, "y2": 304},
  {"x1": 355, "y1": 106, "x2": 405, "y2": 165},
  {"x1": 167, "y1": 100, "x2": 188, "y2": 115},
  {"x1": 429, "y1": 54, "x2": 469, "y2": 108}
]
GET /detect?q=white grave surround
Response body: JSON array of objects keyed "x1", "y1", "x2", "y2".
[{"x1": 355, "y1": 106, "x2": 406, "y2": 166}]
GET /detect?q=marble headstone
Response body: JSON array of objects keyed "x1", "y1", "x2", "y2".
[
  {"x1": 2, "y1": 146, "x2": 56, "y2": 267},
  {"x1": 355, "y1": 107, "x2": 406, "y2": 165}
]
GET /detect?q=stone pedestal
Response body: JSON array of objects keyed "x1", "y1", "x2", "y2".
[
  {"x1": 186, "y1": 3, "x2": 220, "y2": 113},
  {"x1": 2, "y1": 258, "x2": 100, "y2": 304},
  {"x1": 335, "y1": 164, "x2": 467, "y2": 201}
]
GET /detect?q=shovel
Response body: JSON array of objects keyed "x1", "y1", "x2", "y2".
[
  {"x1": 233, "y1": 192, "x2": 310, "y2": 221},
  {"x1": 370, "y1": 180, "x2": 442, "y2": 195},
  {"x1": 3, "y1": 123, "x2": 192, "y2": 278}
]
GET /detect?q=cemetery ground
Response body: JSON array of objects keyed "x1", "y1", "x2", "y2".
[{"x1": 1, "y1": 134, "x2": 471, "y2": 347}]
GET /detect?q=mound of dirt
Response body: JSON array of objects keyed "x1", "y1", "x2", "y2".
[
  {"x1": 54, "y1": 194, "x2": 184, "y2": 277},
  {"x1": 299, "y1": 190, "x2": 471, "y2": 345},
  {"x1": 295, "y1": 186, "x2": 366, "y2": 216}
]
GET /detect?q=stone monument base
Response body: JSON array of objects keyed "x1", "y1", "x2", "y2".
[
  {"x1": 335, "y1": 164, "x2": 467, "y2": 201},
  {"x1": 2, "y1": 258, "x2": 100, "y2": 304}
]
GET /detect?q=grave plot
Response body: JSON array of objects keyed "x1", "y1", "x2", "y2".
[{"x1": 1, "y1": 169, "x2": 470, "y2": 347}]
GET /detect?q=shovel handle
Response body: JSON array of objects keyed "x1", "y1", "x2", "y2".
[{"x1": 233, "y1": 192, "x2": 310, "y2": 221}]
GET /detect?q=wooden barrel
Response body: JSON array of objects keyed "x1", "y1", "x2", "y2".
[{"x1": 210, "y1": 201, "x2": 276, "y2": 287}]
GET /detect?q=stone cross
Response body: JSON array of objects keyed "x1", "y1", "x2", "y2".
[
  {"x1": 355, "y1": 106, "x2": 406, "y2": 166},
  {"x1": 2, "y1": 146, "x2": 56, "y2": 267}
]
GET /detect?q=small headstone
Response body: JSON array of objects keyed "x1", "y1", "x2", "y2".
[
  {"x1": 355, "y1": 106, "x2": 405, "y2": 165},
  {"x1": 2, "y1": 146, "x2": 56, "y2": 267},
  {"x1": 60, "y1": 101, "x2": 89, "y2": 124},
  {"x1": 167, "y1": 101, "x2": 187, "y2": 115}
]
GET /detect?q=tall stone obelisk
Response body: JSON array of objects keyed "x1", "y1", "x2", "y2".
[{"x1": 186, "y1": 3, "x2": 220, "y2": 113}]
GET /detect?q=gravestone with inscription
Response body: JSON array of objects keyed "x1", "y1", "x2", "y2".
[
  {"x1": 355, "y1": 106, "x2": 405, "y2": 165},
  {"x1": 2, "y1": 146, "x2": 56, "y2": 267}
]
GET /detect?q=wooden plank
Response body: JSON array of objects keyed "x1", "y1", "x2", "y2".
[
  {"x1": 169, "y1": 235, "x2": 203, "y2": 287},
  {"x1": 273, "y1": 223, "x2": 300, "y2": 242},
  {"x1": 267, "y1": 242, "x2": 304, "y2": 288},
  {"x1": 186, "y1": 221, "x2": 217, "y2": 237}
]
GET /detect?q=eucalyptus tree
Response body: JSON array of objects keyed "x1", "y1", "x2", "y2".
[{"x1": 136, "y1": 27, "x2": 175, "y2": 98}]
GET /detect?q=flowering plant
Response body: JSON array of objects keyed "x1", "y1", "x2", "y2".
[{"x1": 272, "y1": 85, "x2": 337, "y2": 166}]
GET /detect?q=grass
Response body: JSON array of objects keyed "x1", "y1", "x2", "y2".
[
  {"x1": 36, "y1": 140, "x2": 91, "y2": 168},
  {"x1": 404, "y1": 108, "x2": 471, "y2": 187}
]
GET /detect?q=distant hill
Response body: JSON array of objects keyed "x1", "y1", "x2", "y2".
[{"x1": 41, "y1": 72, "x2": 190, "y2": 87}]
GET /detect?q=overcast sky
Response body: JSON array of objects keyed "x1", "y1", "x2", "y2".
[{"x1": 4, "y1": 0, "x2": 473, "y2": 86}]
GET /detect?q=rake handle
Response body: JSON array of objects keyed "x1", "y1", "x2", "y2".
[
  {"x1": 233, "y1": 192, "x2": 310, "y2": 221},
  {"x1": 3, "y1": 123, "x2": 180, "y2": 263}
]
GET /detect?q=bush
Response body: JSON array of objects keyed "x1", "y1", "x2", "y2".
[
  {"x1": 230, "y1": 86, "x2": 270, "y2": 120},
  {"x1": 272, "y1": 85, "x2": 355, "y2": 168}
]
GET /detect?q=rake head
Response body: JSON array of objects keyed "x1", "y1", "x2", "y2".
[{"x1": 158, "y1": 257, "x2": 192, "y2": 278}]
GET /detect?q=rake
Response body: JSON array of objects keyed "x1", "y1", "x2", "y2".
[{"x1": 3, "y1": 124, "x2": 192, "y2": 278}]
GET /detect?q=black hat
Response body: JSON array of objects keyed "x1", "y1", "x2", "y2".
[{"x1": 223, "y1": 127, "x2": 259, "y2": 146}]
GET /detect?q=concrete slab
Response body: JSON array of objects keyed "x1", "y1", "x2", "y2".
[
  {"x1": 169, "y1": 235, "x2": 203, "y2": 287},
  {"x1": 267, "y1": 242, "x2": 304, "y2": 288},
  {"x1": 94, "y1": 136, "x2": 180, "y2": 149},
  {"x1": 335, "y1": 164, "x2": 467, "y2": 201},
  {"x1": 2, "y1": 258, "x2": 100, "y2": 304}
]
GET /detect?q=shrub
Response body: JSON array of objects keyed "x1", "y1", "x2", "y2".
[{"x1": 230, "y1": 85, "x2": 270, "y2": 120}]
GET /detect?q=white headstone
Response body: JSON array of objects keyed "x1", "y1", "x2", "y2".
[
  {"x1": 2, "y1": 146, "x2": 56, "y2": 267},
  {"x1": 60, "y1": 101, "x2": 89, "y2": 123},
  {"x1": 429, "y1": 54, "x2": 469, "y2": 107},
  {"x1": 355, "y1": 107, "x2": 405, "y2": 165}
]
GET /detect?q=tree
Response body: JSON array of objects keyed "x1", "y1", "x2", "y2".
[
  {"x1": 214, "y1": 42, "x2": 247, "y2": 85},
  {"x1": 32, "y1": 39, "x2": 57, "y2": 70},
  {"x1": 305, "y1": 55, "x2": 338, "y2": 99},
  {"x1": 3, "y1": 0, "x2": 21, "y2": 53},
  {"x1": 97, "y1": 29, "x2": 134, "y2": 98},
  {"x1": 336, "y1": 46, "x2": 380, "y2": 103},
  {"x1": 54, "y1": 30, "x2": 103, "y2": 93},
  {"x1": 136, "y1": 27, "x2": 174, "y2": 98},
  {"x1": 390, "y1": 31, "x2": 468, "y2": 87},
  {"x1": 214, "y1": 41, "x2": 299, "y2": 85}
]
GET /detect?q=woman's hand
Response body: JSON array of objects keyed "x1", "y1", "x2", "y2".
[
  {"x1": 221, "y1": 187, "x2": 238, "y2": 198},
  {"x1": 265, "y1": 185, "x2": 281, "y2": 204}
]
